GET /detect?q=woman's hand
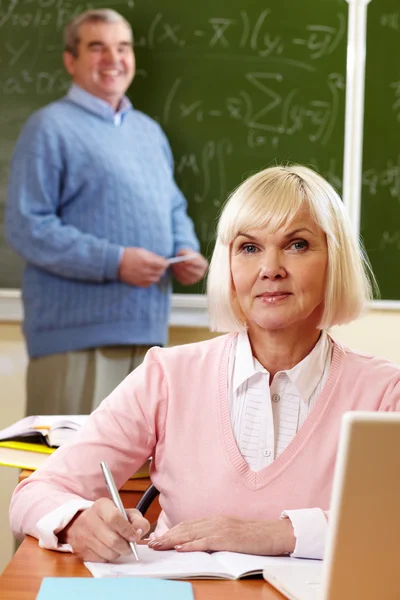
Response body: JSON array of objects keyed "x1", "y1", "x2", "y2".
[
  {"x1": 148, "y1": 516, "x2": 296, "y2": 555},
  {"x1": 58, "y1": 498, "x2": 150, "y2": 562}
]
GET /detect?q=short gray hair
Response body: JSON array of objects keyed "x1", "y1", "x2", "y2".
[
  {"x1": 207, "y1": 165, "x2": 378, "y2": 332},
  {"x1": 64, "y1": 9, "x2": 132, "y2": 57}
]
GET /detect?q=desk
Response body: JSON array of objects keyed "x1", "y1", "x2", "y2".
[{"x1": 0, "y1": 537, "x2": 285, "y2": 600}]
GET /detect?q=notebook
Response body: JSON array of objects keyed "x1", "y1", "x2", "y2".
[
  {"x1": 85, "y1": 545, "x2": 314, "y2": 580},
  {"x1": 262, "y1": 411, "x2": 400, "y2": 600},
  {"x1": 36, "y1": 577, "x2": 193, "y2": 600}
]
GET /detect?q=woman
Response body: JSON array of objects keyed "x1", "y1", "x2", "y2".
[{"x1": 10, "y1": 165, "x2": 400, "y2": 563}]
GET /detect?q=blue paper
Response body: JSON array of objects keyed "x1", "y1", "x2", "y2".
[{"x1": 36, "y1": 577, "x2": 194, "y2": 600}]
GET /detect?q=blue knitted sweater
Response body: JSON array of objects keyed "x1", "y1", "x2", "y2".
[{"x1": 5, "y1": 87, "x2": 200, "y2": 358}]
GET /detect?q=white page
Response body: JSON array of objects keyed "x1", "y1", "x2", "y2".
[
  {"x1": 85, "y1": 545, "x2": 231, "y2": 579},
  {"x1": 215, "y1": 552, "x2": 320, "y2": 580},
  {"x1": 0, "y1": 416, "x2": 37, "y2": 440},
  {"x1": 0, "y1": 415, "x2": 88, "y2": 439},
  {"x1": 85, "y1": 545, "x2": 318, "y2": 581},
  {"x1": 48, "y1": 415, "x2": 88, "y2": 428}
]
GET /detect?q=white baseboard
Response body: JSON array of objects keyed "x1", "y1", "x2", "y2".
[{"x1": 0, "y1": 290, "x2": 210, "y2": 327}]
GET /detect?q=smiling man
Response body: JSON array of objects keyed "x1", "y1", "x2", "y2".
[{"x1": 5, "y1": 9, "x2": 207, "y2": 416}]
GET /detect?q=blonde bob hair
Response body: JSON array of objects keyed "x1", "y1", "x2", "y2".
[{"x1": 207, "y1": 164, "x2": 377, "y2": 332}]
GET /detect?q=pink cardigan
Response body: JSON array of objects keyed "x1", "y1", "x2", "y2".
[{"x1": 10, "y1": 334, "x2": 400, "y2": 541}]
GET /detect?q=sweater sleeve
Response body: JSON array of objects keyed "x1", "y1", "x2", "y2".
[
  {"x1": 5, "y1": 119, "x2": 122, "y2": 282},
  {"x1": 9, "y1": 348, "x2": 167, "y2": 542},
  {"x1": 158, "y1": 128, "x2": 200, "y2": 254}
]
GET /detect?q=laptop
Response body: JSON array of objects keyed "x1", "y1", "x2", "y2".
[{"x1": 262, "y1": 411, "x2": 400, "y2": 600}]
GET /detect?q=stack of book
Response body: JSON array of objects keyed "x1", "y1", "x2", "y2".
[
  {"x1": 0, "y1": 415, "x2": 88, "y2": 470},
  {"x1": 0, "y1": 415, "x2": 150, "y2": 478}
]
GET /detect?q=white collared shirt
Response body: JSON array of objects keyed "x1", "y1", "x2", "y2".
[
  {"x1": 227, "y1": 330, "x2": 332, "y2": 558},
  {"x1": 228, "y1": 331, "x2": 332, "y2": 471}
]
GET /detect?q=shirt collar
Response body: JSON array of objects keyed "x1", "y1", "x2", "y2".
[
  {"x1": 233, "y1": 331, "x2": 331, "y2": 403},
  {"x1": 282, "y1": 332, "x2": 332, "y2": 401},
  {"x1": 67, "y1": 84, "x2": 132, "y2": 125},
  {"x1": 233, "y1": 332, "x2": 260, "y2": 393}
]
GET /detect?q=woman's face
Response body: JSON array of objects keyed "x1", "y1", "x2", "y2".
[{"x1": 230, "y1": 206, "x2": 328, "y2": 336}]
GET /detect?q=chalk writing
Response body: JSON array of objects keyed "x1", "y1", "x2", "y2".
[
  {"x1": 0, "y1": 0, "x2": 95, "y2": 29},
  {"x1": 390, "y1": 80, "x2": 400, "y2": 121},
  {"x1": 380, "y1": 12, "x2": 399, "y2": 30},
  {"x1": 380, "y1": 231, "x2": 400, "y2": 251},
  {"x1": 0, "y1": 69, "x2": 70, "y2": 95},
  {"x1": 161, "y1": 71, "x2": 344, "y2": 148},
  {"x1": 363, "y1": 156, "x2": 400, "y2": 200},
  {"x1": 132, "y1": 7, "x2": 345, "y2": 63},
  {"x1": 292, "y1": 13, "x2": 345, "y2": 60}
]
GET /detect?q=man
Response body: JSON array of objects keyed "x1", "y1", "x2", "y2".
[{"x1": 5, "y1": 9, "x2": 207, "y2": 415}]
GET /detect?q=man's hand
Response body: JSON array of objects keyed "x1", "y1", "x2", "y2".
[
  {"x1": 148, "y1": 516, "x2": 296, "y2": 556},
  {"x1": 172, "y1": 249, "x2": 208, "y2": 285},
  {"x1": 118, "y1": 248, "x2": 169, "y2": 287},
  {"x1": 58, "y1": 498, "x2": 150, "y2": 562}
]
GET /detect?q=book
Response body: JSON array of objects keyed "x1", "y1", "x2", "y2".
[
  {"x1": 0, "y1": 441, "x2": 54, "y2": 470},
  {"x1": 36, "y1": 577, "x2": 193, "y2": 600},
  {"x1": 85, "y1": 545, "x2": 312, "y2": 580},
  {"x1": 0, "y1": 440, "x2": 151, "y2": 479},
  {"x1": 0, "y1": 414, "x2": 89, "y2": 447}
]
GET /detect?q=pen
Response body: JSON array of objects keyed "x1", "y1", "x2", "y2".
[{"x1": 100, "y1": 460, "x2": 139, "y2": 561}]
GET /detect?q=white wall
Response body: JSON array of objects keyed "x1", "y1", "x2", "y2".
[
  {"x1": 1, "y1": 310, "x2": 400, "y2": 573},
  {"x1": 330, "y1": 310, "x2": 400, "y2": 363},
  {"x1": 0, "y1": 325, "x2": 27, "y2": 575}
]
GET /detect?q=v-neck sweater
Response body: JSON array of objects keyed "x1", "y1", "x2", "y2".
[{"x1": 10, "y1": 334, "x2": 400, "y2": 542}]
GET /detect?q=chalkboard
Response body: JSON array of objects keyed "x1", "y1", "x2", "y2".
[
  {"x1": 361, "y1": 0, "x2": 400, "y2": 301},
  {"x1": 0, "y1": 0, "x2": 348, "y2": 292}
]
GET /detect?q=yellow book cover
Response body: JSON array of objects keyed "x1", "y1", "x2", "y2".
[
  {"x1": 0, "y1": 442, "x2": 54, "y2": 470},
  {"x1": 0, "y1": 442, "x2": 151, "y2": 479},
  {"x1": 0, "y1": 441, "x2": 55, "y2": 454}
]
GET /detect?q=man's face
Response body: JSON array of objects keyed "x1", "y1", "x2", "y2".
[{"x1": 63, "y1": 20, "x2": 135, "y2": 109}]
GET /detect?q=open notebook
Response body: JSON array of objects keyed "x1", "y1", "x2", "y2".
[{"x1": 85, "y1": 545, "x2": 316, "y2": 580}]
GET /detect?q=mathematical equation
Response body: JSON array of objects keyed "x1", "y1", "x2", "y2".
[
  {"x1": 162, "y1": 72, "x2": 344, "y2": 148},
  {"x1": 0, "y1": 0, "x2": 97, "y2": 30},
  {"x1": 133, "y1": 8, "x2": 345, "y2": 62},
  {"x1": 0, "y1": 2, "x2": 346, "y2": 64},
  {"x1": 0, "y1": 68, "x2": 69, "y2": 95}
]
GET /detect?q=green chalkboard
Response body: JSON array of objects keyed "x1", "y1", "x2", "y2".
[
  {"x1": 0, "y1": 0, "x2": 348, "y2": 292},
  {"x1": 361, "y1": 0, "x2": 400, "y2": 302}
]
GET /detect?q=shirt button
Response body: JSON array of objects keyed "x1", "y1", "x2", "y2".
[
  {"x1": 272, "y1": 394, "x2": 280, "y2": 402},
  {"x1": 263, "y1": 449, "x2": 272, "y2": 457}
]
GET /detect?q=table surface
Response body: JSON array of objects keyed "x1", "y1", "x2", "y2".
[{"x1": 0, "y1": 537, "x2": 286, "y2": 600}]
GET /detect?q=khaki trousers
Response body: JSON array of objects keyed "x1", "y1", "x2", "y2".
[{"x1": 26, "y1": 345, "x2": 151, "y2": 415}]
